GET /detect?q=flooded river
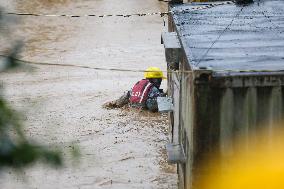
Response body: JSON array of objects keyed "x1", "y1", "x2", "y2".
[{"x1": 0, "y1": 0, "x2": 177, "y2": 188}]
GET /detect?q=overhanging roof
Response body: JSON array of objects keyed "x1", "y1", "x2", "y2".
[{"x1": 170, "y1": 0, "x2": 284, "y2": 73}]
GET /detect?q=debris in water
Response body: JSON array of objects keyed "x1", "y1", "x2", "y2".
[
  {"x1": 102, "y1": 92, "x2": 129, "y2": 109},
  {"x1": 119, "y1": 156, "x2": 135, "y2": 161}
]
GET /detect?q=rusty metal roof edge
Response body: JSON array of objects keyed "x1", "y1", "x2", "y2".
[
  {"x1": 193, "y1": 70, "x2": 284, "y2": 88},
  {"x1": 201, "y1": 70, "x2": 284, "y2": 88},
  {"x1": 212, "y1": 71, "x2": 284, "y2": 78}
]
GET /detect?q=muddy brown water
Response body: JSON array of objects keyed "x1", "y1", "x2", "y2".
[{"x1": 0, "y1": 0, "x2": 177, "y2": 188}]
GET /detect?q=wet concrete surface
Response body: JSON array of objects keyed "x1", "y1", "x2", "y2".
[
  {"x1": 171, "y1": 0, "x2": 284, "y2": 72},
  {"x1": 0, "y1": 0, "x2": 177, "y2": 188}
]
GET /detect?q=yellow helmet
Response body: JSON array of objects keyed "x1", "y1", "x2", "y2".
[{"x1": 144, "y1": 67, "x2": 166, "y2": 79}]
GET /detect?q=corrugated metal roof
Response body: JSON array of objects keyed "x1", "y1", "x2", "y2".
[{"x1": 171, "y1": 0, "x2": 284, "y2": 72}]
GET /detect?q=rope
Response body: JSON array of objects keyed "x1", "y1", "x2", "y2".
[
  {"x1": 0, "y1": 54, "x2": 192, "y2": 74},
  {"x1": 260, "y1": 10, "x2": 283, "y2": 34},
  {"x1": 195, "y1": 7, "x2": 244, "y2": 66},
  {"x1": 3, "y1": 1, "x2": 278, "y2": 75},
  {"x1": 4, "y1": 1, "x2": 235, "y2": 18},
  {"x1": 0, "y1": 54, "x2": 280, "y2": 74}
]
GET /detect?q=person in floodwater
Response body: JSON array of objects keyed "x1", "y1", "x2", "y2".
[
  {"x1": 129, "y1": 67, "x2": 166, "y2": 112},
  {"x1": 103, "y1": 67, "x2": 166, "y2": 112}
]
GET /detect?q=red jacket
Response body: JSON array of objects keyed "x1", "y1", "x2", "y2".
[{"x1": 129, "y1": 79, "x2": 154, "y2": 105}]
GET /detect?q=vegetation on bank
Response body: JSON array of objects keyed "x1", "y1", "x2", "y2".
[{"x1": 0, "y1": 7, "x2": 72, "y2": 169}]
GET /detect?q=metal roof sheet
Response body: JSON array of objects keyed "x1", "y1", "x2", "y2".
[{"x1": 171, "y1": 0, "x2": 284, "y2": 72}]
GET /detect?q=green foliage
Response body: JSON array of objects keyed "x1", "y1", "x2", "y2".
[
  {"x1": 0, "y1": 7, "x2": 64, "y2": 168},
  {"x1": 0, "y1": 74, "x2": 63, "y2": 168}
]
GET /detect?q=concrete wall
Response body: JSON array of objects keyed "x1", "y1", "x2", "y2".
[
  {"x1": 167, "y1": 10, "x2": 284, "y2": 189},
  {"x1": 169, "y1": 56, "x2": 284, "y2": 189}
]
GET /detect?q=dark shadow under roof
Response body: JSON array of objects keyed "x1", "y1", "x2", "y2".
[{"x1": 171, "y1": 0, "x2": 284, "y2": 72}]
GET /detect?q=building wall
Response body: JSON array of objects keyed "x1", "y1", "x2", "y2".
[
  {"x1": 174, "y1": 60, "x2": 284, "y2": 189},
  {"x1": 167, "y1": 9, "x2": 284, "y2": 189},
  {"x1": 179, "y1": 57, "x2": 194, "y2": 189}
]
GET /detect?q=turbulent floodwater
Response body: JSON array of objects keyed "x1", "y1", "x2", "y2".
[
  {"x1": 0, "y1": 0, "x2": 177, "y2": 189},
  {"x1": 0, "y1": 0, "x2": 177, "y2": 188}
]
